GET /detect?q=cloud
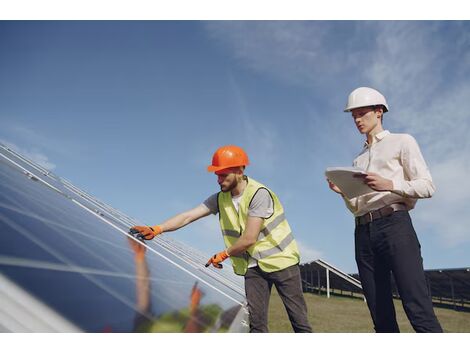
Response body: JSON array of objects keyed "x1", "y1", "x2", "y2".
[
  {"x1": 297, "y1": 239, "x2": 322, "y2": 263},
  {"x1": 413, "y1": 154, "x2": 470, "y2": 247},
  {"x1": 363, "y1": 22, "x2": 470, "y2": 247},
  {"x1": 205, "y1": 21, "x2": 365, "y2": 89},
  {"x1": 0, "y1": 139, "x2": 56, "y2": 170},
  {"x1": 1, "y1": 121, "x2": 84, "y2": 160},
  {"x1": 205, "y1": 21, "x2": 470, "y2": 248}
]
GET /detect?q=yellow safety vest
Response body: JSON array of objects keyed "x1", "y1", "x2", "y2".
[{"x1": 218, "y1": 177, "x2": 300, "y2": 276}]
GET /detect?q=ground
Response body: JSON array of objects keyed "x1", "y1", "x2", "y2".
[{"x1": 268, "y1": 289, "x2": 470, "y2": 333}]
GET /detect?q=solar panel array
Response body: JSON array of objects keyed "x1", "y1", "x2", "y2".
[
  {"x1": 301, "y1": 260, "x2": 470, "y2": 311},
  {"x1": 0, "y1": 143, "x2": 249, "y2": 332}
]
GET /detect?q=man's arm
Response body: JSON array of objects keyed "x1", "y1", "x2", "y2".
[
  {"x1": 226, "y1": 216, "x2": 264, "y2": 257},
  {"x1": 130, "y1": 204, "x2": 212, "y2": 240},
  {"x1": 160, "y1": 204, "x2": 212, "y2": 232},
  {"x1": 205, "y1": 215, "x2": 264, "y2": 269},
  {"x1": 391, "y1": 134, "x2": 436, "y2": 198}
]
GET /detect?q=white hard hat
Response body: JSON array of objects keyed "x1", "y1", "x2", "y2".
[{"x1": 344, "y1": 87, "x2": 389, "y2": 113}]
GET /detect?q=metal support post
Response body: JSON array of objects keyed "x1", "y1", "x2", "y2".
[{"x1": 326, "y1": 268, "x2": 330, "y2": 298}]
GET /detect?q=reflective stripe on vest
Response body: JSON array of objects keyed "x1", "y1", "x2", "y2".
[
  {"x1": 221, "y1": 229, "x2": 241, "y2": 238},
  {"x1": 259, "y1": 213, "x2": 286, "y2": 238},
  {"x1": 249, "y1": 232, "x2": 295, "y2": 260}
]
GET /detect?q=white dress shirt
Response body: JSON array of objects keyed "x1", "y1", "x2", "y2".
[{"x1": 343, "y1": 130, "x2": 435, "y2": 217}]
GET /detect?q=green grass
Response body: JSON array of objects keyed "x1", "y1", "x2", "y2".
[{"x1": 268, "y1": 289, "x2": 470, "y2": 332}]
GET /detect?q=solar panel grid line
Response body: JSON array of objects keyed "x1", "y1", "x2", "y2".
[
  {"x1": 0, "y1": 145, "x2": 238, "y2": 286},
  {"x1": 0, "y1": 210, "x2": 143, "y2": 290},
  {"x1": 152, "y1": 239, "x2": 244, "y2": 293},
  {"x1": 43, "y1": 171, "x2": 245, "y2": 293},
  {"x1": 150, "y1": 246, "x2": 244, "y2": 295},
  {"x1": 152, "y1": 238, "x2": 244, "y2": 286},
  {"x1": 55, "y1": 187, "x2": 240, "y2": 291},
  {"x1": 60, "y1": 178, "x2": 152, "y2": 233},
  {"x1": 0, "y1": 273, "x2": 82, "y2": 332},
  {"x1": 0, "y1": 201, "x2": 142, "y2": 255},
  {"x1": 72, "y1": 198, "x2": 245, "y2": 306},
  {"x1": 0, "y1": 144, "x2": 52, "y2": 178},
  {"x1": 0, "y1": 255, "x2": 144, "y2": 280},
  {"x1": 1, "y1": 174, "x2": 232, "y2": 319},
  {"x1": 2, "y1": 209, "x2": 161, "y2": 324},
  {"x1": 63, "y1": 182, "x2": 132, "y2": 222},
  {"x1": 1, "y1": 145, "x2": 249, "y2": 332},
  {"x1": 0, "y1": 152, "x2": 66, "y2": 197},
  {"x1": 0, "y1": 255, "x2": 220, "y2": 289}
]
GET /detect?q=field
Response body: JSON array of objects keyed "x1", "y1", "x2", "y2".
[{"x1": 268, "y1": 289, "x2": 470, "y2": 333}]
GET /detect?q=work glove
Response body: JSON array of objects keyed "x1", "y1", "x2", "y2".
[
  {"x1": 205, "y1": 250, "x2": 229, "y2": 269},
  {"x1": 129, "y1": 225, "x2": 162, "y2": 241}
]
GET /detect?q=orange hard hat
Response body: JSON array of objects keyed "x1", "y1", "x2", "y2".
[{"x1": 207, "y1": 145, "x2": 249, "y2": 172}]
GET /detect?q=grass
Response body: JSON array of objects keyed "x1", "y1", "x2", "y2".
[{"x1": 268, "y1": 289, "x2": 470, "y2": 333}]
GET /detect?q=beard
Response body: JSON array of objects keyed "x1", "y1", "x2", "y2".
[{"x1": 220, "y1": 178, "x2": 237, "y2": 193}]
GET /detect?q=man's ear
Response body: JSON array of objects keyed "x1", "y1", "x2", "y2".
[{"x1": 374, "y1": 106, "x2": 384, "y2": 119}]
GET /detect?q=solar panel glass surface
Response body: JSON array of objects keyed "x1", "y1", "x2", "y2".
[{"x1": 0, "y1": 145, "x2": 248, "y2": 332}]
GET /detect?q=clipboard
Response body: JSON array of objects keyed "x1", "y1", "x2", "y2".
[{"x1": 325, "y1": 167, "x2": 374, "y2": 198}]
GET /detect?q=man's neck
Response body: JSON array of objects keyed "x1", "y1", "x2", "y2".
[
  {"x1": 231, "y1": 178, "x2": 247, "y2": 197},
  {"x1": 366, "y1": 126, "x2": 384, "y2": 145}
]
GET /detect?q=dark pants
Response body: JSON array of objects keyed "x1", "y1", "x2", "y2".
[
  {"x1": 244, "y1": 264, "x2": 312, "y2": 333},
  {"x1": 355, "y1": 210, "x2": 442, "y2": 333}
]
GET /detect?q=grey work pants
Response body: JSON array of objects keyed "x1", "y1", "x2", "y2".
[{"x1": 244, "y1": 264, "x2": 312, "y2": 333}]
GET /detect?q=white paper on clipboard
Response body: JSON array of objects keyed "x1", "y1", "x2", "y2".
[{"x1": 325, "y1": 167, "x2": 374, "y2": 198}]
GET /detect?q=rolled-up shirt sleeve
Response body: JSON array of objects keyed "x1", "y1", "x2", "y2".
[{"x1": 391, "y1": 135, "x2": 436, "y2": 198}]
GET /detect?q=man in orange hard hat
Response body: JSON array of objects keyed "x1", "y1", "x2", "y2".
[
  {"x1": 130, "y1": 145, "x2": 312, "y2": 333},
  {"x1": 328, "y1": 87, "x2": 442, "y2": 333}
]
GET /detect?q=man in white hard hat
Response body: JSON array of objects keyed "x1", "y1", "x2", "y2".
[{"x1": 328, "y1": 87, "x2": 442, "y2": 333}]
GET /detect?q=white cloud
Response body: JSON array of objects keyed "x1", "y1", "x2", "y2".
[
  {"x1": 1, "y1": 121, "x2": 84, "y2": 160},
  {"x1": 0, "y1": 139, "x2": 56, "y2": 170},
  {"x1": 205, "y1": 21, "x2": 470, "y2": 248},
  {"x1": 297, "y1": 239, "x2": 322, "y2": 263},
  {"x1": 205, "y1": 21, "x2": 363, "y2": 89},
  {"x1": 414, "y1": 155, "x2": 470, "y2": 247},
  {"x1": 363, "y1": 22, "x2": 470, "y2": 247}
]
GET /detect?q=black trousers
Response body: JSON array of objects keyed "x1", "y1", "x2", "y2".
[
  {"x1": 355, "y1": 210, "x2": 442, "y2": 333},
  {"x1": 244, "y1": 264, "x2": 312, "y2": 333}
]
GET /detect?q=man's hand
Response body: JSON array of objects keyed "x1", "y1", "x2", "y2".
[
  {"x1": 327, "y1": 179, "x2": 343, "y2": 195},
  {"x1": 355, "y1": 172, "x2": 393, "y2": 191},
  {"x1": 129, "y1": 225, "x2": 162, "y2": 241},
  {"x1": 205, "y1": 250, "x2": 229, "y2": 269}
]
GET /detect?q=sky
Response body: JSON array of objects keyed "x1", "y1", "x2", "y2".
[{"x1": 1, "y1": 20, "x2": 469, "y2": 274}]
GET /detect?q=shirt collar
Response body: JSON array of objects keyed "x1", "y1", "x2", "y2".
[{"x1": 364, "y1": 130, "x2": 390, "y2": 147}]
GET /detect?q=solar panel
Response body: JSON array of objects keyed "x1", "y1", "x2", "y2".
[
  {"x1": 301, "y1": 260, "x2": 470, "y2": 311},
  {"x1": 0, "y1": 143, "x2": 249, "y2": 332}
]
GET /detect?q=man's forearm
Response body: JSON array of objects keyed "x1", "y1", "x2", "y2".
[
  {"x1": 227, "y1": 236, "x2": 256, "y2": 257},
  {"x1": 160, "y1": 212, "x2": 193, "y2": 232}
]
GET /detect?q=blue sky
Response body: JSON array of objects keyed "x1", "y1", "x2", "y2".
[{"x1": 1, "y1": 21, "x2": 469, "y2": 273}]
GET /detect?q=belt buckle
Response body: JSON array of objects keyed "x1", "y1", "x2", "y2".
[{"x1": 368, "y1": 211, "x2": 373, "y2": 223}]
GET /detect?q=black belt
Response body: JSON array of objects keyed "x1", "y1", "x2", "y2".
[{"x1": 355, "y1": 203, "x2": 408, "y2": 226}]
